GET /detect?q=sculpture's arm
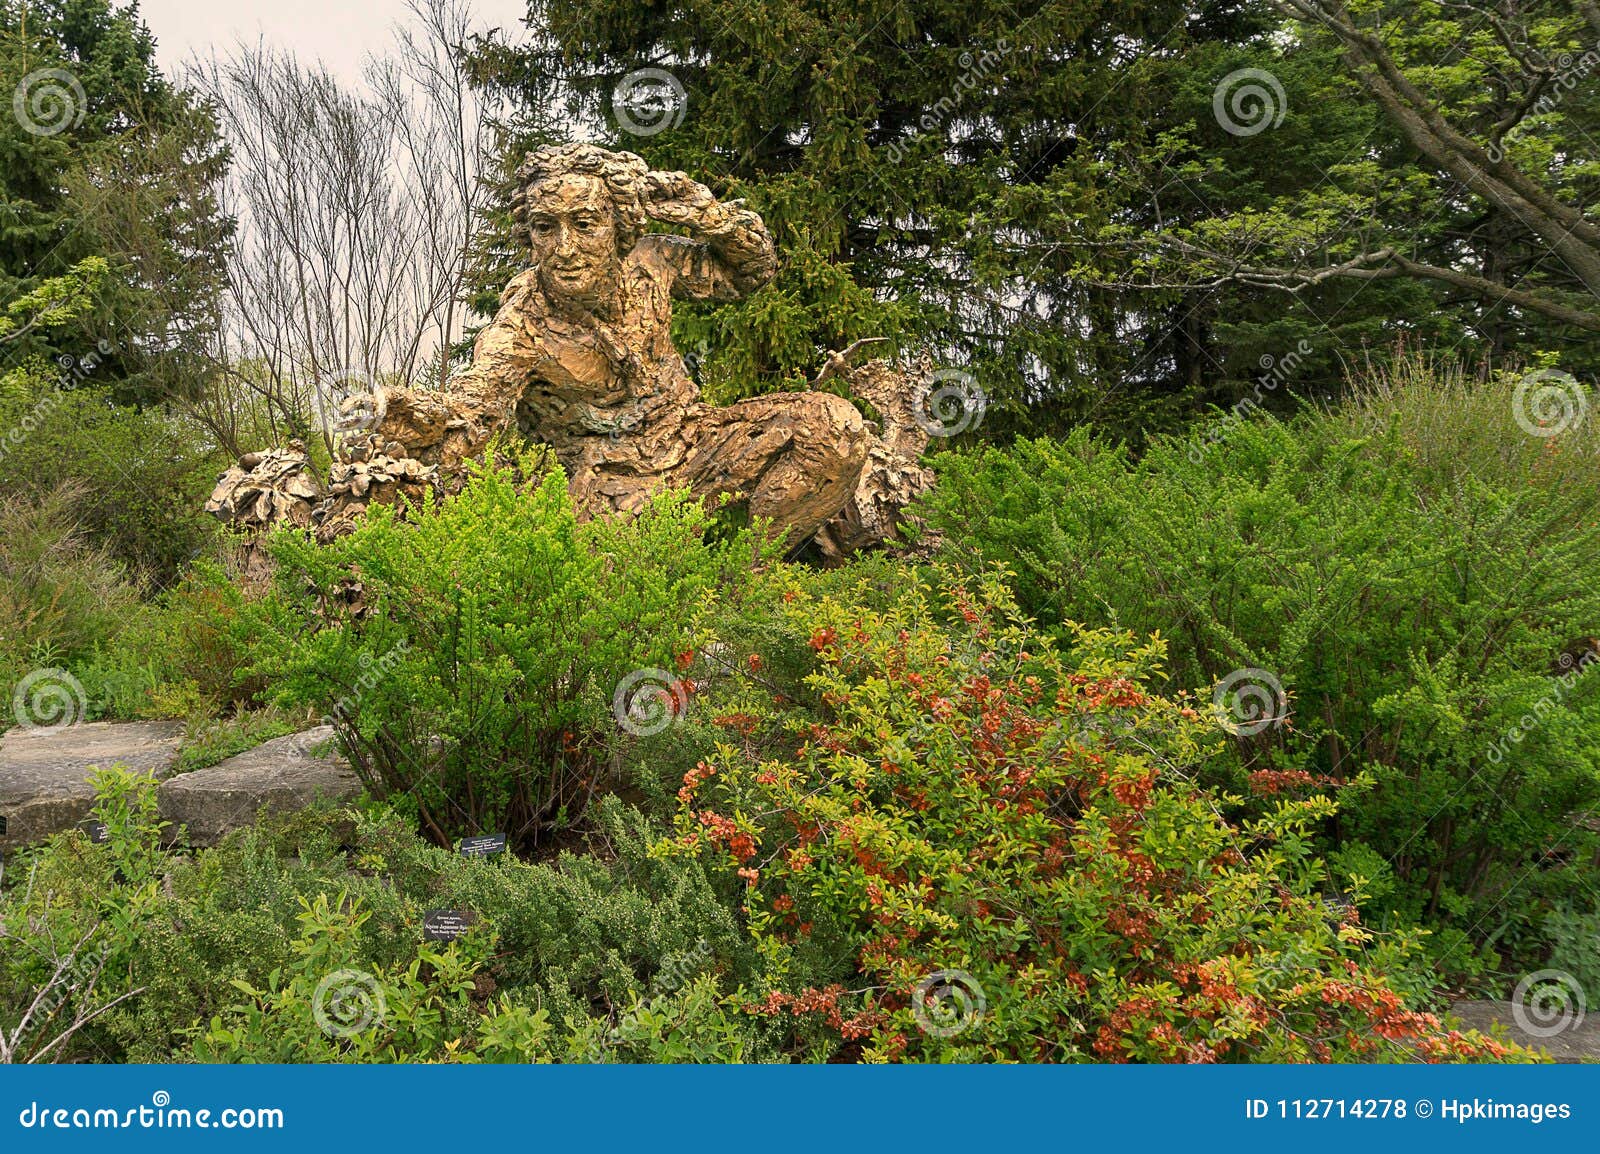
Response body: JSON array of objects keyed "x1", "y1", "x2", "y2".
[
  {"x1": 639, "y1": 170, "x2": 778, "y2": 300},
  {"x1": 362, "y1": 270, "x2": 542, "y2": 461},
  {"x1": 446, "y1": 269, "x2": 543, "y2": 410}
]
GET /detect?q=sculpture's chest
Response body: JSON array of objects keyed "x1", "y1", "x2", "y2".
[{"x1": 518, "y1": 276, "x2": 693, "y2": 419}]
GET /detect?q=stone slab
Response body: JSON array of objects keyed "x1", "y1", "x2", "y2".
[
  {"x1": 0, "y1": 721, "x2": 185, "y2": 850},
  {"x1": 156, "y1": 726, "x2": 360, "y2": 847},
  {"x1": 1449, "y1": 999, "x2": 1600, "y2": 1062}
]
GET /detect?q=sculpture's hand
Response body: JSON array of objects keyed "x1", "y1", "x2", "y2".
[
  {"x1": 643, "y1": 169, "x2": 722, "y2": 229},
  {"x1": 642, "y1": 169, "x2": 777, "y2": 296}
]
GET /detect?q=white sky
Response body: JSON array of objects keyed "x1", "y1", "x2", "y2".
[{"x1": 137, "y1": 0, "x2": 533, "y2": 82}]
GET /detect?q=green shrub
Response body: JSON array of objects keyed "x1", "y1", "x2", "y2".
[
  {"x1": 69, "y1": 557, "x2": 269, "y2": 722},
  {"x1": 0, "y1": 370, "x2": 222, "y2": 588},
  {"x1": 919, "y1": 361, "x2": 1600, "y2": 968},
  {"x1": 0, "y1": 766, "x2": 169, "y2": 1063},
  {"x1": 666, "y1": 571, "x2": 1528, "y2": 1062},
  {"x1": 4, "y1": 782, "x2": 768, "y2": 1061},
  {"x1": 1543, "y1": 902, "x2": 1600, "y2": 997},
  {"x1": 191, "y1": 892, "x2": 557, "y2": 1063},
  {"x1": 0, "y1": 484, "x2": 141, "y2": 691},
  {"x1": 250, "y1": 461, "x2": 769, "y2": 851}
]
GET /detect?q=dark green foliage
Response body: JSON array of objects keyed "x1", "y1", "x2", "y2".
[
  {"x1": 463, "y1": 2, "x2": 1600, "y2": 436},
  {"x1": 0, "y1": 376, "x2": 222, "y2": 586},
  {"x1": 72, "y1": 557, "x2": 266, "y2": 721},
  {"x1": 0, "y1": 0, "x2": 230, "y2": 400},
  {"x1": 10, "y1": 792, "x2": 767, "y2": 1062},
  {"x1": 463, "y1": 0, "x2": 1276, "y2": 436},
  {"x1": 0, "y1": 481, "x2": 139, "y2": 690}
]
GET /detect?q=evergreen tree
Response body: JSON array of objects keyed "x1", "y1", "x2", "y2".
[
  {"x1": 466, "y1": 1, "x2": 1600, "y2": 436},
  {"x1": 465, "y1": 1, "x2": 1269, "y2": 438},
  {"x1": 1, "y1": 0, "x2": 230, "y2": 403}
]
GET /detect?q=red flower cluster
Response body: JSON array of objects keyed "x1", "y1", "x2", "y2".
[
  {"x1": 696, "y1": 810, "x2": 755, "y2": 862},
  {"x1": 1247, "y1": 768, "x2": 1345, "y2": 795}
]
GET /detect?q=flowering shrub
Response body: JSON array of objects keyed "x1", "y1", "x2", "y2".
[
  {"x1": 666, "y1": 572, "x2": 1529, "y2": 1062},
  {"x1": 919, "y1": 366, "x2": 1600, "y2": 966}
]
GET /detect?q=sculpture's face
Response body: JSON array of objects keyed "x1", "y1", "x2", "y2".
[{"x1": 527, "y1": 175, "x2": 623, "y2": 310}]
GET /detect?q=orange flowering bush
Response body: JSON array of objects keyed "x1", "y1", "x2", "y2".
[{"x1": 665, "y1": 571, "x2": 1529, "y2": 1063}]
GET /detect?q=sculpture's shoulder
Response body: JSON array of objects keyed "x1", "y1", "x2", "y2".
[{"x1": 498, "y1": 267, "x2": 542, "y2": 309}]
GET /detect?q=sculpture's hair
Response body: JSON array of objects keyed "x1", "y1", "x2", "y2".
[{"x1": 510, "y1": 143, "x2": 652, "y2": 250}]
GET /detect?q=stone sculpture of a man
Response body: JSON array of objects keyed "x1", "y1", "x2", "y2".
[{"x1": 209, "y1": 143, "x2": 932, "y2": 553}]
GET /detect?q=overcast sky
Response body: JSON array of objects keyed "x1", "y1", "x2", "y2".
[{"x1": 137, "y1": 0, "x2": 532, "y2": 82}]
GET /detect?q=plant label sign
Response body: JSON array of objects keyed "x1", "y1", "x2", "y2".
[
  {"x1": 423, "y1": 910, "x2": 480, "y2": 941},
  {"x1": 458, "y1": 833, "x2": 506, "y2": 858},
  {"x1": 0, "y1": 814, "x2": 7, "y2": 836},
  {"x1": 79, "y1": 820, "x2": 110, "y2": 844}
]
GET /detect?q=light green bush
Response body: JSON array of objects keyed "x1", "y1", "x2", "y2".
[{"x1": 249, "y1": 460, "x2": 770, "y2": 851}]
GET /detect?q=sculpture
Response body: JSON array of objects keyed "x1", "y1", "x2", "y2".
[{"x1": 208, "y1": 143, "x2": 935, "y2": 554}]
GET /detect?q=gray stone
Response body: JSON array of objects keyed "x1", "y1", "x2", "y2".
[
  {"x1": 1449, "y1": 999, "x2": 1600, "y2": 1062},
  {"x1": 156, "y1": 726, "x2": 360, "y2": 847},
  {"x1": 0, "y1": 721, "x2": 185, "y2": 850}
]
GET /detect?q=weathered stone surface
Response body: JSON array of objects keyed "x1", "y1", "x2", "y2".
[
  {"x1": 207, "y1": 143, "x2": 936, "y2": 556},
  {"x1": 156, "y1": 726, "x2": 359, "y2": 847},
  {"x1": 0, "y1": 721, "x2": 185, "y2": 850},
  {"x1": 1449, "y1": 999, "x2": 1600, "y2": 1062}
]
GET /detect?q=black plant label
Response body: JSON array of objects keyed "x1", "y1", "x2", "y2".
[
  {"x1": 458, "y1": 833, "x2": 506, "y2": 858},
  {"x1": 423, "y1": 910, "x2": 480, "y2": 941}
]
